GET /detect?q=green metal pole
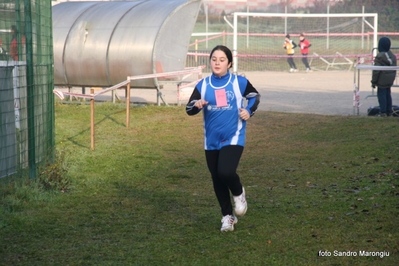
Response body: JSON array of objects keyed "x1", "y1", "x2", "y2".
[
  {"x1": 24, "y1": 0, "x2": 36, "y2": 179},
  {"x1": 15, "y1": 0, "x2": 21, "y2": 59},
  {"x1": 47, "y1": 0, "x2": 55, "y2": 162}
]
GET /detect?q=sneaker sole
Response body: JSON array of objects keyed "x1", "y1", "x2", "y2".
[
  {"x1": 235, "y1": 206, "x2": 247, "y2": 217},
  {"x1": 221, "y1": 226, "x2": 235, "y2": 232}
]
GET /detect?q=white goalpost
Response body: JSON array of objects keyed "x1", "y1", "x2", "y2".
[{"x1": 230, "y1": 12, "x2": 378, "y2": 73}]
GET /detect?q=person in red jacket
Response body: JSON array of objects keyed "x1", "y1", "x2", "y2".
[
  {"x1": 299, "y1": 33, "x2": 312, "y2": 72},
  {"x1": 9, "y1": 25, "x2": 25, "y2": 61}
]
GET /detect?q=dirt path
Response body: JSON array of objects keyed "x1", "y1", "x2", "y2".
[
  {"x1": 169, "y1": 70, "x2": 397, "y2": 116},
  {"x1": 61, "y1": 70, "x2": 399, "y2": 117},
  {"x1": 244, "y1": 70, "x2": 393, "y2": 116}
]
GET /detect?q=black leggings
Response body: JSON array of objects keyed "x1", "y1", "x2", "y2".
[
  {"x1": 205, "y1": 145, "x2": 244, "y2": 216},
  {"x1": 287, "y1": 55, "x2": 297, "y2": 69},
  {"x1": 302, "y1": 53, "x2": 310, "y2": 68}
]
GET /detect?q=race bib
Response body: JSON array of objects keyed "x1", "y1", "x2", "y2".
[{"x1": 215, "y1": 89, "x2": 228, "y2": 107}]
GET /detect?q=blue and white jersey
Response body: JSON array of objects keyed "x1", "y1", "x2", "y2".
[{"x1": 186, "y1": 71, "x2": 260, "y2": 150}]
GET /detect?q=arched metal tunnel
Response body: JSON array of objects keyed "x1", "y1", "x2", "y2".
[{"x1": 52, "y1": 0, "x2": 202, "y2": 89}]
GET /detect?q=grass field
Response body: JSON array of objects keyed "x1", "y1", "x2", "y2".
[{"x1": 1, "y1": 103, "x2": 398, "y2": 265}]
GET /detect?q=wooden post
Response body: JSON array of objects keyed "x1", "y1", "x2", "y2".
[
  {"x1": 68, "y1": 86, "x2": 72, "y2": 101},
  {"x1": 90, "y1": 88, "x2": 95, "y2": 150},
  {"x1": 126, "y1": 82, "x2": 130, "y2": 128},
  {"x1": 195, "y1": 39, "x2": 198, "y2": 63},
  {"x1": 198, "y1": 65, "x2": 203, "y2": 80}
]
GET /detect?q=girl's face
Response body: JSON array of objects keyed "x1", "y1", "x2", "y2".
[{"x1": 210, "y1": 50, "x2": 231, "y2": 77}]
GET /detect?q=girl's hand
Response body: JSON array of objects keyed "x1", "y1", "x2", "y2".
[
  {"x1": 239, "y1": 108, "x2": 250, "y2": 120},
  {"x1": 195, "y1": 99, "x2": 208, "y2": 109}
]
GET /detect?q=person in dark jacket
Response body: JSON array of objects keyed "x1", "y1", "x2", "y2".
[{"x1": 371, "y1": 37, "x2": 397, "y2": 116}]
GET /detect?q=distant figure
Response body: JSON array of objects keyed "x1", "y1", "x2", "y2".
[
  {"x1": 9, "y1": 25, "x2": 25, "y2": 61},
  {"x1": 0, "y1": 39, "x2": 8, "y2": 60},
  {"x1": 371, "y1": 37, "x2": 397, "y2": 117},
  {"x1": 283, "y1": 34, "x2": 298, "y2": 72},
  {"x1": 299, "y1": 33, "x2": 312, "y2": 72}
]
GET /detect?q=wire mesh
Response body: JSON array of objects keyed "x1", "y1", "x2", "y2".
[{"x1": 0, "y1": 0, "x2": 54, "y2": 179}]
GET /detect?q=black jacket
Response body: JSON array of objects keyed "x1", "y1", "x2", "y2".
[{"x1": 371, "y1": 37, "x2": 397, "y2": 88}]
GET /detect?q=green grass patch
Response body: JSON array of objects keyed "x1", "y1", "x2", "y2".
[{"x1": 1, "y1": 103, "x2": 398, "y2": 265}]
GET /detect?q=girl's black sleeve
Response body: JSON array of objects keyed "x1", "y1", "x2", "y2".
[
  {"x1": 243, "y1": 80, "x2": 261, "y2": 116},
  {"x1": 186, "y1": 87, "x2": 202, "y2": 116}
]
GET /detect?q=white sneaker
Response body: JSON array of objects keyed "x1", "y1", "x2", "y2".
[
  {"x1": 220, "y1": 215, "x2": 238, "y2": 232},
  {"x1": 233, "y1": 187, "x2": 247, "y2": 216},
  {"x1": 289, "y1": 68, "x2": 294, "y2": 72}
]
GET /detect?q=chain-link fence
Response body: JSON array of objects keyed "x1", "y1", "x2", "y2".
[{"x1": 0, "y1": 0, "x2": 54, "y2": 179}]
